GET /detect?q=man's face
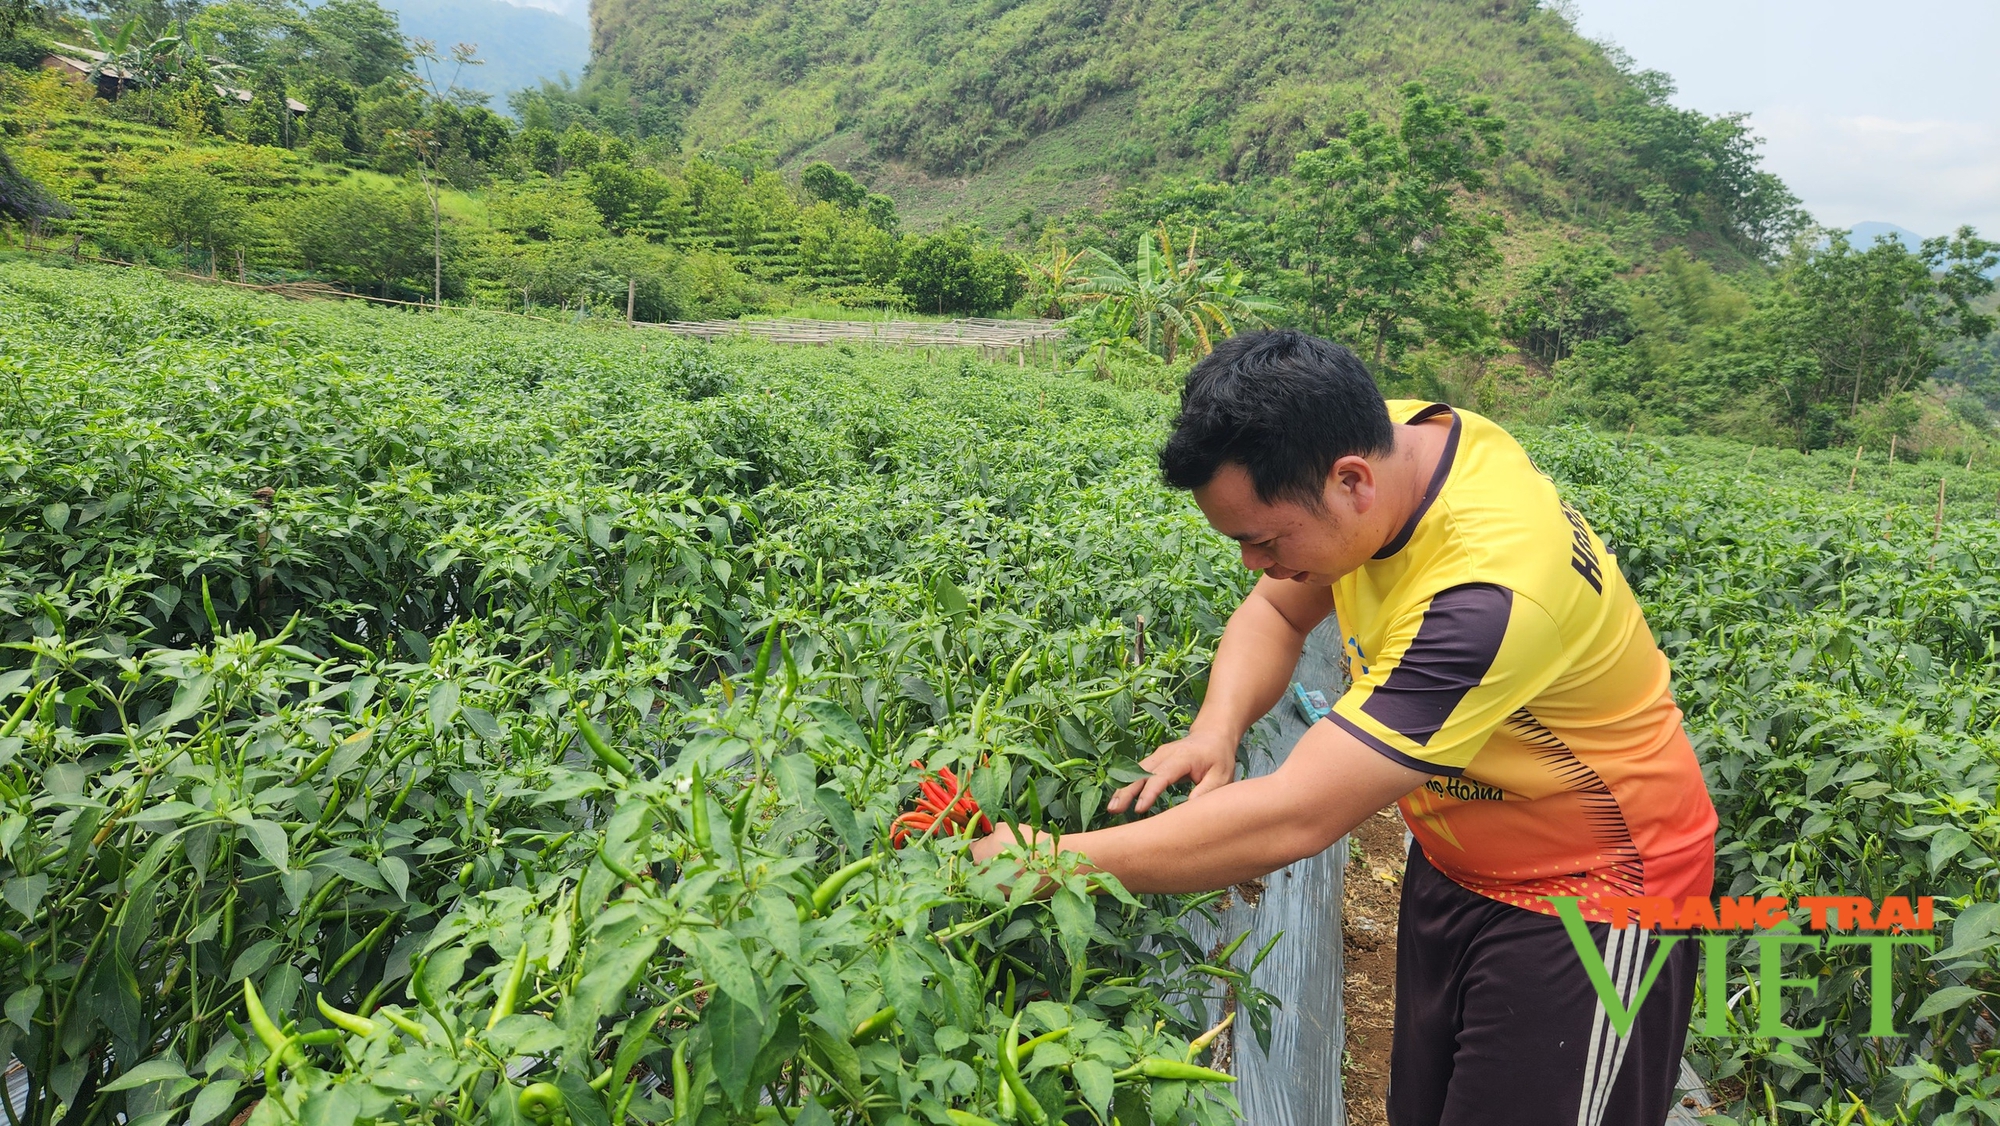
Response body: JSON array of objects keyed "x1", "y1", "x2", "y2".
[{"x1": 1192, "y1": 460, "x2": 1383, "y2": 585}]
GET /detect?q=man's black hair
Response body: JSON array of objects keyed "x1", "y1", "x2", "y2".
[{"x1": 1159, "y1": 330, "x2": 1394, "y2": 508}]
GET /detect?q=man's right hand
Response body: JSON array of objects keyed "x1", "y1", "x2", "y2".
[{"x1": 1106, "y1": 728, "x2": 1240, "y2": 815}]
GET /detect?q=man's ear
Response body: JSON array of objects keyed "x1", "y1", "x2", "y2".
[{"x1": 1326, "y1": 455, "x2": 1376, "y2": 513}]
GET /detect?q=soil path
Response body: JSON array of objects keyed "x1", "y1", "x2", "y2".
[{"x1": 1341, "y1": 809, "x2": 1407, "y2": 1126}]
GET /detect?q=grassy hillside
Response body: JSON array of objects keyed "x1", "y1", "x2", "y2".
[{"x1": 588, "y1": 0, "x2": 1782, "y2": 244}]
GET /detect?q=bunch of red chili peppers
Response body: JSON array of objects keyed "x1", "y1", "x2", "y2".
[{"x1": 890, "y1": 760, "x2": 993, "y2": 846}]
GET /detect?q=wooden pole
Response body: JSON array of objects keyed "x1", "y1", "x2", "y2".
[
  {"x1": 626, "y1": 277, "x2": 636, "y2": 326},
  {"x1": 1888, "y1": 434, "x2": 1898, "y2": 464},
  {"x1": 1848, "y1": 445, "x2": 1863, "y2": 491},
  {"x1": 1934, "y1": 477, "x2": 1946, "y2": 543},
  {"x1": 1744, "y1": 446, "x2": 1756, "y2": 472}
]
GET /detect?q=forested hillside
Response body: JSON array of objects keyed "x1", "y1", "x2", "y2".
[{"x1": 588, "y1": 0, "x2": 1794, "y2": 247}]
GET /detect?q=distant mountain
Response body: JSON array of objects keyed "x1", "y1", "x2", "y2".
[
  {"x1": 1851, "y1": 221, "x2": 1924, "y2": 251},
  {"x1": 379, "y1": 0, "x2": 589, "y2": 108}
]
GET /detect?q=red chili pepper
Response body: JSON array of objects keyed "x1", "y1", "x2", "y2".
[{"x1": 896, "y1": 761, "x2": 992, "y2": 844}]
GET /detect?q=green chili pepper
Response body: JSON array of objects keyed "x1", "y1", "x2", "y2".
[
  {"x1": 948, "y1": 1112, "x2": 1003, "y2": 1126},
  {"x1": 850, "y1": 1005, "x2": 896, "y2": 1043},
  {"x1": 383, "y1": 767, "x2": 420, "y2": 822},
  {"x1": 688, "y1": 764, "x2": 711, "y2": 851},
  {"x1": 519, "y1": 1081, "x2": 564, "y2": 1122},
  {"x1": 1000, "y1": 647, "x2": 1033, "y2": 701},
  {"x1": 577, "y1": 712, "x2": 635, "y2": 778},
  {"x1": 289, "y1": 742, "x2": 339, "y2": 787},
  {"x1": 1213, "y1": 928, "x2": 1251, "y2": 965},
  {"x1": 1112, "y1": 1058, "x2": 1238, "y2": 1083},
  {"x1": 748, "y1": 618, "x2": 781, "y2": 702},
  {"x1": 0, "y1": 678, "x2": 50, "y2": 739},
  {"x1": 487, "y1": 942, "x2": 530, "y2": 1030},
  {"x1": 998, "y1": 1014, "x2": 1046, "y2": 1126},
  {"x1": 804, "y1": 854, "x2": 881, "y2": 917},
  {"x1": 596, "y1": 838, "x2": 640, "y2": 885},
  {"x1": 316, "y1": 994, "x2": 379, "y2": 1037},
  {"x1": 323, "y1": 911, "x2": 395, "y2": 984},
  {"x1": 377, "y1": 1006, "x2": 429, "y2": 1043},
  {"x1": 1015, "y1": 1026, "x2": 1070, "y2": 1061},
  {"x1": 243, "y1": 979, "x2": 300, "y2": 1066},
  {"x1": 671, "y1": 1039, "x2": 692, "y2": 1124},
  {"x1": 729, "y1": 778, "x2": 755, "y2": 843}
]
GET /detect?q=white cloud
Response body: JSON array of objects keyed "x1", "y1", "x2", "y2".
[{"x1": 1752, "y1": 109, "x2": 2000, "y2": 236}]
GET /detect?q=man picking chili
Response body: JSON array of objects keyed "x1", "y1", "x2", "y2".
[{"x1": 970, "y1": 330, "x2": 1718, "y2": 1126}]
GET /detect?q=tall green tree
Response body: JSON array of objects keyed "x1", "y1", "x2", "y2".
[
  {"x1": 1280, "y1": 82, "x2": 1504, "y2": 369},
  {"x1": 284, "y1": 180, "x2": 435, "y2": 296},
  {"x1": 120, "y1": 159, "x2": 247, "y2": 270},
  {"x1": 1769, "y1": 227, "x2": 1998, "y2": 444},
  {"x1": 1501, "y1": 244, "x2": 1631, "y2": 364},
  {"x1": 895, "y1": 226, "x2": 1018, "y2": 316},
  {"x1": 241, "y1": 65, "x2": 293, "y2": 147}
]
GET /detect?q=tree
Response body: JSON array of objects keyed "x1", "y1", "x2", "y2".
[
  {"x1": 285, "y1": 180, "x2": 435, "y2": 296},
  {"x1": 1768, "y1": 227, "x2": 1998, "y2": 445},
  {"x1": 121, "y1": 160, "x2": 247, "y2": 270},
  {"x1": 800, "y1": 161, "x2": 866, "y2": 210},
  {"x1": 1073, "y1": 224, "x2": 1277, "y2": 364},
  {"x1": 300, "y1": 0, "x2": 408, "y2": 88},
  {"x1": 1024, "y1": 238, "x2": 1089, "y2": 319},
  {"x1": 894, "y1": 226, "x2": 1019, "y2": 316},
  {"x1": 300, "y1": 75, "x2": 361, "y2": 160},
  {"x1": 0, "y1": 144, "x2": 70, "y2": 228},
  {"x1": 241, "y1": 65, "x2": 292, "y2": 147},
  {"x1": 1281, "y1": 82, "x2": 1504, "y2": 369},
  {"x1": 1501, "y1": 244, "x2": 1631, "y2": 364},
  {"x1": 401, "y1": 38, "x2": 482, "y2": 305}
]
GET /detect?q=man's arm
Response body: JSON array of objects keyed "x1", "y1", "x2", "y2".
[
  {"x1": 981, "y1": 717, "x2": 1425, "y2": 894},
  {"x1": 1108, "y1": 574, "x2": 1335, "y2": 813}
]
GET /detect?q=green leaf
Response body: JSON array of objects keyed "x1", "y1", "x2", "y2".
[
  {"x1": 6, "y1": 985, "x2": 42, "y2": 1033},
  {"x1": 1912, "y1": 985, "x2": 1985, "y2": 1021},
  {"x1": 300, "y1": 1083, "x2": 363, "y2": 1126},
  {"x1": 461, "y1": 706, "x2": 502, "y2": 740},
  {"x1": 378, "y1": 854, "x2": 410, "y2": 901},
  {"x1": 1051, "y1": 884, "x2": 1094, "y2": 965},
  {"x1": 804, "y1": 699, "x2": 868, "y2": 749},
  {"x1": 428, "y1": 682, "x2": 461, "y2": 733},
  {"x1": 100, "y1": 1058, "x2": 189, "y2": 1092},
  {"x1": 679, "y1": 927, "x2": 759, "y2": 1010},
  {"x1": 186, "y1": 1079, "x2": 240, "y2": 1126},
  {"x1": 3, "y1": 873, "x2": 48, "y2": 919},
  {"x1": 1930, "y1": 827, "x2": 1972, "y2": 874},
  {"x1": 1074, "y1": 1058, "x2": 1115, "y2": 1111},
  {"x1": 705, "y1": 992, "x2": 766, "y2": 1108},
  {"x1": 244, "y1": 819, "x2": 290, "y2": 873},
  {"x1": 144, "y1": 674, "x2": 213, "y2": 734},
  {"x1": 934, "y1": 574, "x2": 971, "y2": 619}
]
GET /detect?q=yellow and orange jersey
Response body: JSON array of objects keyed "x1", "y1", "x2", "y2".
[{"x1": 1327, "y1": 402, "x2": 1717, "y2": 921}]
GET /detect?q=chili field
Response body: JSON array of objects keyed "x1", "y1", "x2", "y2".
[{"x1": 0, "y1": 261, "x2": 1995, "y2": 1126}]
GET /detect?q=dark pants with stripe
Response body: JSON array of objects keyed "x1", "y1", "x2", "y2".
[{"x1": 1387, "y1": 844, "x2": 1699, "y2": 1126}]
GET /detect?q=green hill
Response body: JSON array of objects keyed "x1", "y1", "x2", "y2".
[{"x1": 588, "y1": 0, "x2": 1796, "y2": 248}]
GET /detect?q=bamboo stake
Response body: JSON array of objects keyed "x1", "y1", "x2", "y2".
[
  {"x1": 1848, "y1": 445, "x2": 1863, "y2": 491},
  {"x1": 1934, "y1": 478, "x2": 1946, "y2": 543},
  {"x1": 626, "y1": 277, "x2": 635, "y2": 326},
  {"x1": 1888, "y1": 434, "x2": 1898, "y2": 464},
  {"x1": 1744, "y1": 446, "x2": 1756, "y2": 473},
  {"x1": 1932, "y1": 477, "x2": 1947, "y2": 570}
]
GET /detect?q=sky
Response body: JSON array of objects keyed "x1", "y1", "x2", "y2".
[{"x1": 1569, "y1": 0, "x2": 2000, "y2": 239}]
